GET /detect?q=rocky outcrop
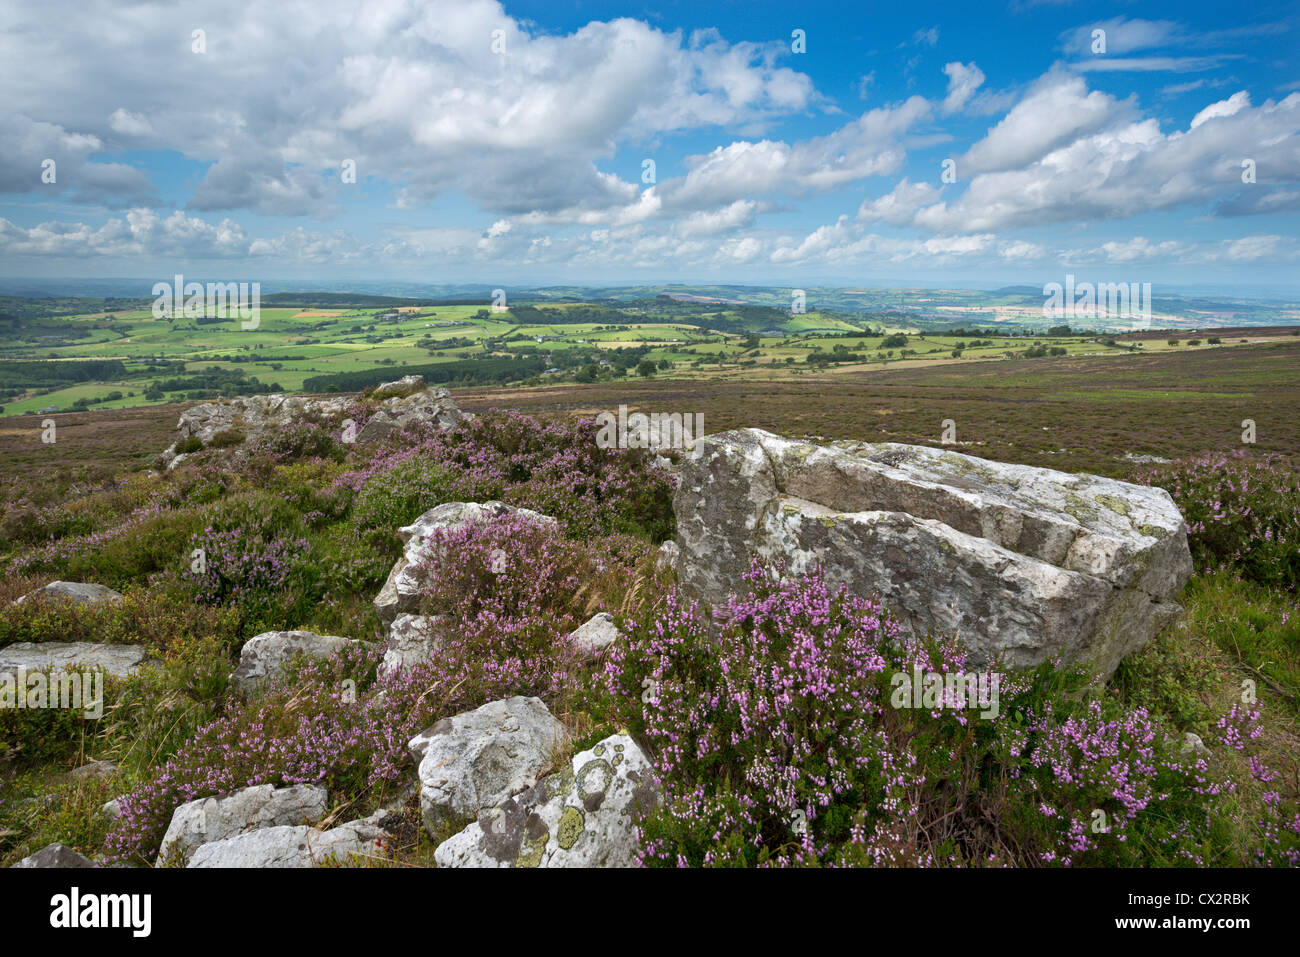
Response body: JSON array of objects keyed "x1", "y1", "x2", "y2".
[
  {"x1": 159, "y1": 376, "x2": 471, "y2": 466},
  {"x1": 163, "y1": 393, "x2": 351, "y2": 466},
  {"x1": 157, "y1": 784, "x2": 330, "y2": 865},
  {"x1": 230, "y1": 630, "x2": 361, "y2": 692},
  {"x1": 674, "y1": 429, "x2": 1193, "y2": 678},
  {"x1": 567, "y1": 612, "x2": 621, "y2": 658},
  {"x1": 408, "y1": 696, "x2": 569, "y2": 832},
  {"x1": 0, "y1": 642, "x2": 150, "y2": 679},
  {"x1": 11, "y1": 581, "x2": 124, "y2": 607},
  {"x1": 374, "y1": 501, "x2": 558, "y2": 625},
  {"x1": 354, "y1": 381, "x2": 469, "y2": 444},
  {"x1": 186, "y1": 817, "x2": 387, "y2": 868},
  {"x1": 434, "y1": 733, "x2": 662, "y2": 868}
]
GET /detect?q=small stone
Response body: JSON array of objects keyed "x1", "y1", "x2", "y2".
[
  {"x1": 13, "y1": 843, "x2": 95, "y2": 868},
  {"x1": 567, "y1": 612, "x2": 621, "y2": 658},
  {"x1": 11, "y1": 581, "x2": 124, "y2": 607}
]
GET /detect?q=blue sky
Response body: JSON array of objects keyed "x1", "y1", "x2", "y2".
[{"x1": 1, "y1": 0, "x2": 1298, "y2": 290}]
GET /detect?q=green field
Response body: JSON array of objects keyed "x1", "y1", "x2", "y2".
[{"x1": 2, "y1": 292, "x2": 1296, "y2": 418}]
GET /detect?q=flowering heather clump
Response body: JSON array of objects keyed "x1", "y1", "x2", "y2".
[
  {"x1": 102, "y1": 644, "x2": 425, "y2": 864},
  {"x1": 413, "y1": 512, "x2": 644, "y2": 701},
  {"x1": 1142, "y1": 451, "x2": 1300, "y2": 588},
  {"x1": 175, "y1": 526, "x2": 313, "y2": 626},
  {"x1": 608, "y1": 562, "x2": 1300, "y2": 868},
  {"x1": 1023, "y1": 701, "x2": 1183, "y2": 864},
  {"x1": 338, "y1": 410, "x2": 675, "y2": 540},
  {"x1": 607, "y1": 562, "x2": 975, "y2": 866}
]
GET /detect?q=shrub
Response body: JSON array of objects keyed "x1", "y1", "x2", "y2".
[
  {"x1": 0, "y1": 588, "x2": 242, "y2": 656},
  {"x1": 337, "y1": 411, "x2": 675, "y2": 541},
  {"x1": 1141, "y1": 451, "x2": 1300, "y2": 587},
  {"x1": 605, "y1": 562, "x2": 953, "y2": 866},
  {"x1": 352, "y1": 459, "x2": 469, "y2": 531},
  {"x1": 605, "y1": 562, "x2": 1300, "y2": 867},
  {"x1": 0, "y1": 667, "x2": 124, "y2": 766},
  {"x1": 172, "y1": 526, "x2": 318, "y2": 633},
  {"x1": 206, "y1": 429, "x2": 245, "y2": 449}
]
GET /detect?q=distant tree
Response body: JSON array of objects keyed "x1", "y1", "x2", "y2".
[
  {"x1": 636, "y1": 359, "x2": 657, "y2": 377},
  {"x1": 1046, "y1": 325, "x2": 1071, "y2": 336}
]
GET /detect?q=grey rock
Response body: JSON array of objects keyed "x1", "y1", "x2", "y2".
[
  {"x1": 102, "y1": 798, "x2": 122, "y2": 820},
  {"x1": 13, "y1": 843, "x2": 96, "y2": 868},
  {"x1": 186, "y1": 818, "x2": 387, "y2": 868},
  {"x1": 409, "y1": 696, "x2": 569, "y2": 832},
  {"x1": 231, "y1": 630, "x2": 361, "y2": 692},
  {"x1": 568, "y1": 612, "x2": 621, "y2": 658},
  {"x1": 655, "y1": 540, "x2": 679, "y2": 572},
  {"x1": 157, "y1": 783, "x2": 330, "y2": 865},
  {"x1": 0, "y1": 642, "x2": 150, "y2": 680},
  {"x1": 370, "y1": 375, "x2": 426, "y2": 399},
  {"x1": 70, "y1": 760, "x2": 117, "y2": 781},
  {"x1": 434, "y1": 733, "x2": 661, "y2": 868},
  {"x1": 374, "y1": 501, "x2": 558, "y2": 626},
  {"x1": 674, "y1": 429, "x2": 1193, "y2": 678},
  {"x1": 11, "y1": 581, "x2": 123, "y2": 607},
  {"x1": 379, "y1": 614, "x2": 441, "y2": 675}
]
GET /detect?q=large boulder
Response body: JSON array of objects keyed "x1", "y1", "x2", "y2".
[
  {"x1": 408, "y1": 696, "x2": 569, "y2": 832},
  {"x1": 11, "y1": 581, "x2": 123, "y2": 607},
  {"x1": 374, "y1": 501, "x2": 558, "y2": 626},
  {"x1": 0, "y1": 642, "x2": 150, "y2": 680},
  {"x1": 230, "y1": 631, "x2": 361, "y2": 692},
  {"x1": 370, "y1": 374, "x2": 427, "y2": 400},
  {"x1": 157, "y1": 784, "x2": 330, "y2": 865},
  {"x1": 674, "y1": 429, "x2": 1193, "y2": 678},
  {"x1": 434, "y1": 733, "x2": 662, "y2": 868},
  {"x1": 186, "y1": 816, "x2": 387, "y2": 868}
]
